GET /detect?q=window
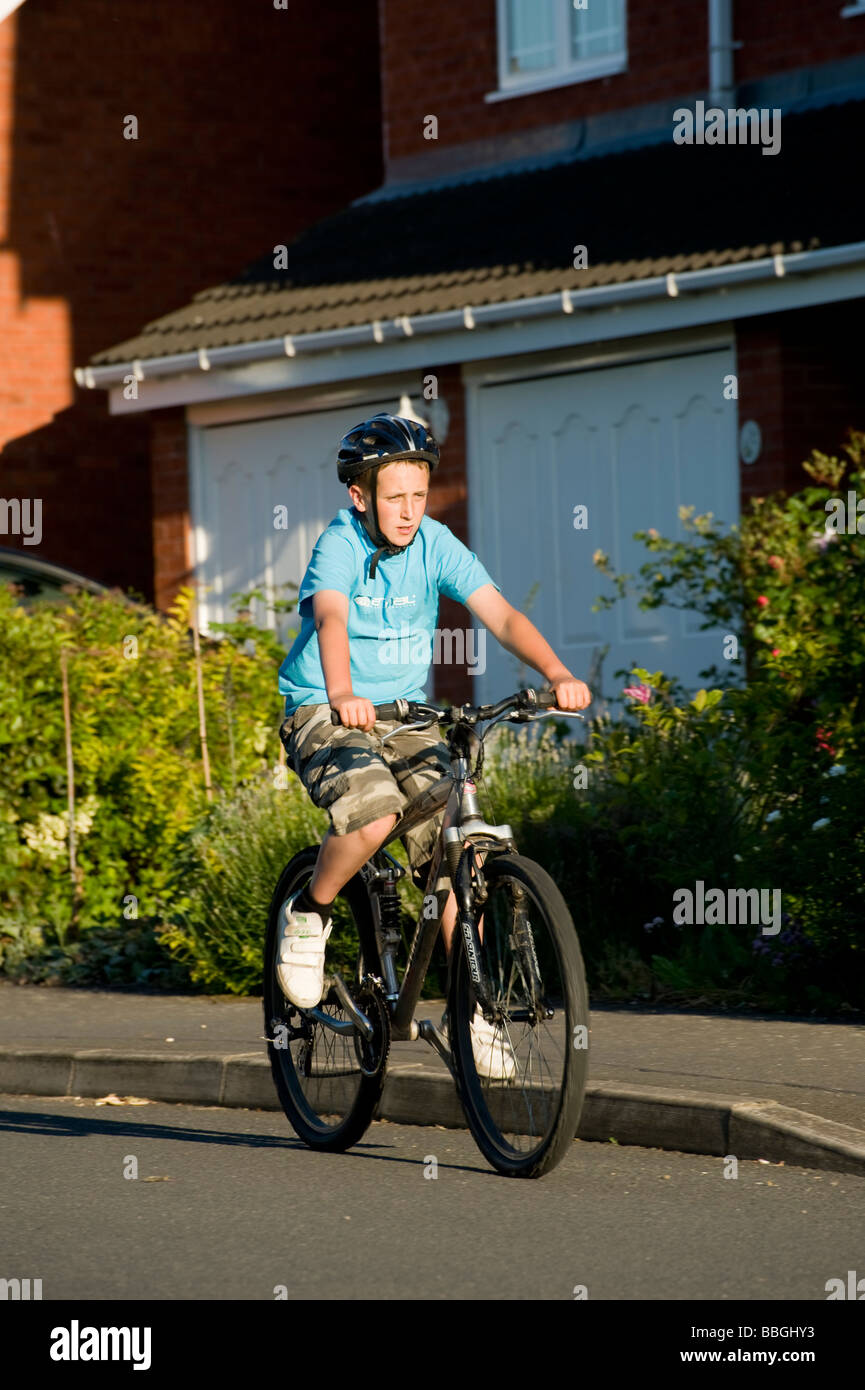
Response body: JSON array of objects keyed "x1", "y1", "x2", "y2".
[{"x1": 489, "y1": 0, "x2": 627, "y2": 102}]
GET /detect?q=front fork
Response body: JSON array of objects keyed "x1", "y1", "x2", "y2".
[
  {"x1": 453, "y1": 841, "x2": 493, "y2": 1018},
  {"x1": 453, "y1": 845, "x2": 548, "y2": 1024}
]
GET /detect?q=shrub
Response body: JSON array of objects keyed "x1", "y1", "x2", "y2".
[
  {"x1": 491, "y1": 428, "x2": 865, "y2": 1013},
  {"x1": 0, "y1": 582, "x2": 293, "y2": 985},
  {"x1": 156, "y1": 778, "x2": 327, "y2": 994}
]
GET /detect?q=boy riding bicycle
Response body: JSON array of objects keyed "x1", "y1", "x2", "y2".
[{"x1": 277, "y1": 412, "x2": 591, "y2": 1072}]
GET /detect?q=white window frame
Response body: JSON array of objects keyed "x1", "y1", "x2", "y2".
[{"x1": 487, "y1": 0, "x2": 627, "y2": 103}]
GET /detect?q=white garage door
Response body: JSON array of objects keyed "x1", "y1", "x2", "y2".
[
  {"x1": 191, "y1": 400, "x2": 394, "y2": 638},
  {"x1": 469, "y1": 347, "x2": 738, "y2": 706}
]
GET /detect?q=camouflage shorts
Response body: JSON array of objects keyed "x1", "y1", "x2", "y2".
[{"x1": 279, "y1": 703, "x2": 452, "y2": 871}]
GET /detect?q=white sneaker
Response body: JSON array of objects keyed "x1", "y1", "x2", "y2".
[
  {"x1": 440, "y1": 1005, "x2": 517, "y2": 1081},
  {"x1": 276, "y1": 890, "x2": 334, "y2": 1009}
]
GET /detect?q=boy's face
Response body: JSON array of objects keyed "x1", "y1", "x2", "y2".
[{"x1": 350, "y1": 460, "x2": 429, "y2": 547}]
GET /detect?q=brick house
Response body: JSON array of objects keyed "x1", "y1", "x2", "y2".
[
  {"x1": 78, "y1": 0, "x2": 865, "y2": 704},
  {"x1": 0, "y1": 0, "x2": 381, "y2": 595}
]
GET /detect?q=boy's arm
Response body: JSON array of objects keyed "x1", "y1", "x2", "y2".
[
  {"x1": 312, "y1": 590, "x2": 376, "y2": 729},
  {"x1": 312, "y1": 590, "x2": 352, "y2": 703},
  {"x1": 465, "y1": 584, "x2": 591, "y2": 710}
]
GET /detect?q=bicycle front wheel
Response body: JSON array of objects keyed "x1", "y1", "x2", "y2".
[
  {"x1": 263, "y1": 847, "x2": 389, "y2": 1152},
  {"x1": 448, "y1": 853, "x2": 589, "y2": 1178}
]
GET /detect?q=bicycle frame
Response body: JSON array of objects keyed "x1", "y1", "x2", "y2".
[
  {"x1": 375, "y1": 741, "x2": 516, "y2": 1043},
  {"x1": 305, "y1": 693, "x2": 584, "y2": 1067}
]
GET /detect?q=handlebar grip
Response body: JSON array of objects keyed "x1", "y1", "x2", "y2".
[
  {"x1": 330, "y1": 701, "x2": 402, "y2": 726},
  {"x1": 534, "y1": 687, "x2": 559, "y2": 710}
]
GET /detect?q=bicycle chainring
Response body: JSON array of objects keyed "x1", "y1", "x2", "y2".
[{"x1": 352, "y1": 976, "x2": 391, "y2": 1078}]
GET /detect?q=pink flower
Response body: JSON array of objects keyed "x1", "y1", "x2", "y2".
[
  {"x1": 757, "y1": 595, "x2": 769, "y2": 607},
  {"x1": 816, "y1": 726, "x2": 836, "y2": 756},
  {"x1": 767, "y1": 555, "x2": 783, "y2": 569},
  {"x1": 623, "y1": 684, "x2": 652, "y2": 705},
  {"x1": 771, "y1": 648, "x2": 780, "y2": 657}
]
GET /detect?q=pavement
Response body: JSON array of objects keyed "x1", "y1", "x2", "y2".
[{"x1": 1, "y1": 980, "x2": 864, "y2": 1176}]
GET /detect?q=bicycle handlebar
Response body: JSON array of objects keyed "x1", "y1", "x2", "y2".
[{"x1": 329, "y1": 686, "x2": 564, "y2": 728}]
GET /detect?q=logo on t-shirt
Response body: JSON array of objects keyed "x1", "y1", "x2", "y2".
[{"x1": 354, "y1": 594, "x2": 417, "y2": 609}]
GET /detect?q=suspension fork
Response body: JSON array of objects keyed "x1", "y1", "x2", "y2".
[
  {"x1": 453, "y1": 842, "x2": 495, "y2": 1020},
  {"x1": 454, "y1": 850, "x2": 549, "y2": 1023},
  {"x1": 509, "y1": 881, "x2": 548, "y2": 1016}
]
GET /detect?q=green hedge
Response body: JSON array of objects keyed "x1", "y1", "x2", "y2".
[{"x1": 0, "y1": 584, "x2": 289, "y2": 985}]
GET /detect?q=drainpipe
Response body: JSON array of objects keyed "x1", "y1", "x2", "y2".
[{"x1": 708, "y1": 0, "x2": 736, "y2": 108}]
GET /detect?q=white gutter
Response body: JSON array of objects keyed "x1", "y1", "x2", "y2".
[{"x1": 75, "y1": 240, "x2": 865, "y2": 391}]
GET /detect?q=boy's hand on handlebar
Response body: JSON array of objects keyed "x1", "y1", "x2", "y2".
[
  {"x1": 548, "y1": 675, "x2": 592, "y2": 711},
  {"x1": 330, "y1": 692, "x2": 377, "y2": 732}
]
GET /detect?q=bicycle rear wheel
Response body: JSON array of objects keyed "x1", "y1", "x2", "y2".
[
  {"x1": 448, "y1": 853, "x2": 589, "y2": 1178},
  {"x1": 263, "y1": 847, "x2": 389, "y2": 1152}
]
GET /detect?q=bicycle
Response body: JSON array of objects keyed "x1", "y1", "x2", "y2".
[{"x1": 263, "y1": 685, "x2": 590, "y2": 1179}]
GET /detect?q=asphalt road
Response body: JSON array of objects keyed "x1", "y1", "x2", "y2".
[{"x1": 2, "y1": 1095, "x2": 863, "y2": 1301}]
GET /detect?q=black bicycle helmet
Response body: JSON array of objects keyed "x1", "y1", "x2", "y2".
[{"x1": 336, "y1": 413, "x2": 440, "y2": 577}]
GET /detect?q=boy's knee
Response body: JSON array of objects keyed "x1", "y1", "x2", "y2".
[{"x1": 357, "y1": 812, "x2": 398, "y2": 840}]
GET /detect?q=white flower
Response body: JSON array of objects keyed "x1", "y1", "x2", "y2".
[
  {"x1": 765, "y1": 810, "x2": 782, "y2": 823},
  {"x1": 827, "y1": 764, "x2": 846, "y2": 777},
  {"x1": 20, "y1": 796, "x2": 99, "y2": 860},
  {"x1": 811, "y1": 818, "x2": 831, "y2": 831},
  {"x1": 21, "y1": 814, "x2": 68, "y2": 861},
  {"x1": 73, "y1": 796, "x2": 99, "y2": 837}
]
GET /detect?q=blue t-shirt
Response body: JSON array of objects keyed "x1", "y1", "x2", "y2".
[{"x1": 278, "y1": 507, "x2": 500, "y2": 713}]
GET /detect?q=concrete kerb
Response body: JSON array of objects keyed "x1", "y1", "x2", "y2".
[
  {"x1": 1, "y1": 1048, "x2": 864, "y2": 1177},
  {"x1": 582, "y1": 1081, "x2": 865, "y2": 1177},
  {"x1": 0, "y1": 1049, "x2": 74, "y2": 1097},
  {"x1": 70, "y1": 1051, "x2": 224, "y2": 1105}
]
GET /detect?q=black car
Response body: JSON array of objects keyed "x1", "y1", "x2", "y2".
[{"x1": 0, "y1": 546, "x2": 109, "y2": 602}]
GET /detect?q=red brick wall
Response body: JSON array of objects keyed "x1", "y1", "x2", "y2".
[
  {"x1": 737, "y1": 300, "x2": 865, "y2": 504},
  {"x1": 379, "y1": 0, "x2": 865, "y2": 170},
  {"x1": 380, "y1": 0, "x2": 704, "y2": 166},
  {"x1": 0, "y1": 0, "x2": 382, "y2": 599},
  {"x1": 734, "y1": 0, "x2": 865, "y2": 83}
]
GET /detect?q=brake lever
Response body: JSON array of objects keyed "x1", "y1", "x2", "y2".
[
  {"x1": 508, "y1": 709, "x2": 586, "y2": 722},
  {"x1": 379, "y1": 718, "x2": 439, "y2": 744}
]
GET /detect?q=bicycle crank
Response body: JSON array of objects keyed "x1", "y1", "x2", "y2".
[{"x1": 352, "y1": 976, "x2": 391, "y2": 1078}]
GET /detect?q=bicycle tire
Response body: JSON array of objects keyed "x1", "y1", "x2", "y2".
[
  {"x1": 448, "y1": 853, "x2": 589, "y2": 1178},
  {"x1": 263, "y1": 846, "x2": 389, "y2": 1152}
]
